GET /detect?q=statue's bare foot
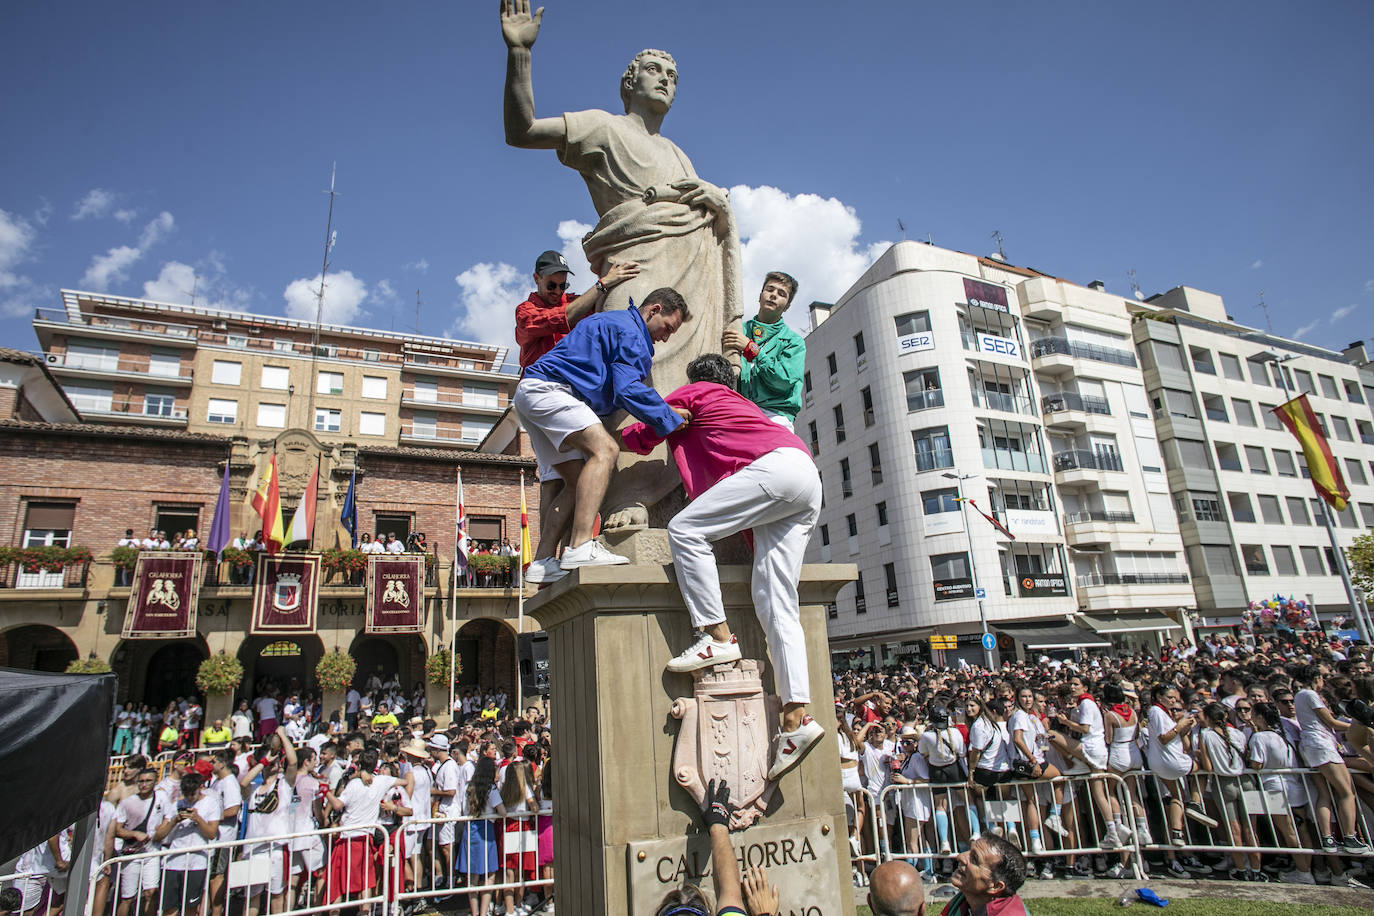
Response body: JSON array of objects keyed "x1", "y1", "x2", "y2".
[{"x1": 603, "y1": 503, "x2": 649, "y2": 532}]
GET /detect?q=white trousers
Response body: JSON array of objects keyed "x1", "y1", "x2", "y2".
[{"x1": 667, "y1": 447, "x2": 821, "y2": 704}]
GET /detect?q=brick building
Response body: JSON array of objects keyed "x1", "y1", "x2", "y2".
[{"x1": 0, "y1": 349, "x2": 540, "y2": 716}]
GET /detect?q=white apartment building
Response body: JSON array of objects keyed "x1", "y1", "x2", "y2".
[
  {"x1": 1130, "y1": 287, "x2": 1374, "y2": 633},
  {"x1": 798, "y1": 242, "x2": 1192, "y2": 668}
]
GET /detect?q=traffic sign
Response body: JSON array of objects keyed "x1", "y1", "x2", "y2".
[
  {"x1": 974, "y1": 587, "x2": 986, "y2": 599},
  {"x1": 981, "y1": 632, "x2": 996, "y2": 651},
  {"x1": 929, "y1": 634, "x2": 957, "y2": 650}
]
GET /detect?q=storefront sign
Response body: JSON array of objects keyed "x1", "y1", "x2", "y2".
[
  {"x1": 933, "y1": 577, "x2": 974, "y2": 601},
  {"x1": 897, "y1": 331, "x2": 935, "y2": 355},
  {"x1": 976, "y1": 331, "x2": 1021, "y2": 361},
  {"x1": 922, "y1": 513, "x2": 964, "y2": 537},
  {"x1": 1017, "y1": 574, "x2": 1069, "y2": 597},
  {"x1": 123, "y1": 551, "x2": 201, "y2": 638},
  {"x1": 365, "y1": 555, "x2": 424, "y2": 634},
  {"x1": 251, "y1": 554, "x2": 320, "y2": 633},
  {"x1": 964, "y1": 278, "x2": 1009, "y2": 312},
  {"x1": 1005, "y1": 509, "x2": 1056, "y2": 536}
]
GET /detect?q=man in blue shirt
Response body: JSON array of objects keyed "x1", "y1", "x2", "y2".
[{"x1": 515, "y1": 286, "x2": 692, "y2": 583}]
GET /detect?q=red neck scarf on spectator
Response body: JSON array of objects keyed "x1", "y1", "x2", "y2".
[
  {"x1": 1077, "y1": 693, "x2": 1095, "y2": 704},
  {"x1": 1110, "y1": 704, "x2": 1133, "y2": 721}
]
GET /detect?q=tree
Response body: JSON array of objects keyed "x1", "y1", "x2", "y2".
[{"x1": 1347, "y1": 531, "x2": 1374, "y2": 595}]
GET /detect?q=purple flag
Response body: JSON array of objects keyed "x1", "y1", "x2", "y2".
[{"x1": 206, "y1": 459, "x2": 232, "y2": 558}]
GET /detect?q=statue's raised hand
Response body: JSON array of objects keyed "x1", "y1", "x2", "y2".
[{"x1": 500, "y1": 0, "x2": 544, "y2": 50}]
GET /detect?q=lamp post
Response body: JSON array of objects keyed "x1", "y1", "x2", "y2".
[{"x1": 943, "y1": 472, "x2": 995, "y2": 670}]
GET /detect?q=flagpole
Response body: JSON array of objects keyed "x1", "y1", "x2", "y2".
[
  {"x1": 449, "y1": 468, "x2": 460, "y2": 724},
  {"x1": 516, "y1": 471, "x2": 525, "y2": 715}
]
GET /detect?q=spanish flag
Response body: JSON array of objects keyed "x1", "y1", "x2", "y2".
[
  {"x1": 1273, "y1": 394, "x2": 1349, "y2": 511},
  {"x1": 519, "y1": 471, "x2": 532, "y2": 572},
  {"x1": 251, "y1": 454, "x2": 285, "y2": 554}
]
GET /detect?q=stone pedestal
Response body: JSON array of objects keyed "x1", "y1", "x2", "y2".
[{"x1": 526, "y1": 547, "x2": 856, "y2": 916}]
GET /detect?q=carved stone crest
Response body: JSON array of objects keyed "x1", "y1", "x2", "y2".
[{"x1": 669, "y1": 659, "x2": 780, "y2": 829}]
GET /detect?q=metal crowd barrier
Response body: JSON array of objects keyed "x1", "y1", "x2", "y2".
[
  {"x1": 392, "y1": 812, "x2": 552, "y2": 913},
  {"x1": 1, "y1": 869, "x2": 61, "y2": 916}
]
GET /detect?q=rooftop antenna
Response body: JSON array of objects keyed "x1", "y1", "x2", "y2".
[
  {"x1": 1128, "y1": 269, "x2": 1145, "y2": 301},
  {"x1": 1256, "y1": 290, "x2": 1273, "y2": 333},
  {"x1": 414, "y1": 289, "x2": 422, "y2": 334},
  {"x1": 990, "y1": 230, "x2": 1006, "y2": 260},
  {"x1": 309, "y1": 163, "x2": 339, "y2": 422},
  {"x1": 927, "y1": 233, "x2": 934, "y2": 246},
  {"x1": 897, "y1": 219, "x2": 907, "y2": 240}
]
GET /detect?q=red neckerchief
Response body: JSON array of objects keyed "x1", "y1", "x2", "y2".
[
  {"x1": 1077, "y1": 693, "x2": 1095, "y2": 704},
  {"x1": 1110, "y1": 704, "x2": 1133, "y2": 721}
]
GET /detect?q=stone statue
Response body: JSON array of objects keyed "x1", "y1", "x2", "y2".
[{"x1": 501, "y1": 0, "x2": 744, "y2": 531}]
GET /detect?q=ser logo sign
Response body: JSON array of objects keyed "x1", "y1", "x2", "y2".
[
  {"x1": 897, "y1": 332, "x2": 935, "y2": 355},
  {"x1": 977, "y1": 332, "x2": 1020, "y2": 360}
]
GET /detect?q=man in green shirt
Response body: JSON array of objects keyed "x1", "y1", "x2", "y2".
[
  {"x1": 722, "y1": 271, "x2": 804, "y2": 430},
  {"x1": 201, "y1": 719, "x2": 232, "y2": 747}
]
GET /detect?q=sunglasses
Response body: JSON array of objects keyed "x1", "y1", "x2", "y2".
[{"x1": 544, "y1": 280, "x2": 570, "y2": 292}]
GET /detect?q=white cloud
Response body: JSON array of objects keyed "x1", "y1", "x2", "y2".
[
  {"x1": 72, "y1": 189, "x2": 116, "y2": 221},
  {"x1": 403, "y1": 258, "x2": 429, "y2": 274},
  {"x1": 283, "y1": 269, "x2": 367, "y2": 324},
  {"x1": 1250, "y1": 259, "x2": 1263, "y2": 270},
  {"x1": 80, "y1": 211, "x2": 176, "y2": 291},
  {"x1": 374, "y1": 278, "x2": 399, "y2": 305},
  {"x1": 143, "y1": 253, "x2": 253, "y2": 311},
  {"x1": 1331, "y1": 304, "x2": 1357, "y2": 323},
  {"x1": 33, "y1": 199, "x2": 52, "y2": 227},
  {"x1": 1292, "y1": 319, "x2": 1320, "y2": 340},
  {"x1": 730, "y1": 184, "x2": 889, "y2": 331},
  {"x1": 114, "y1": 208, "x2": 138, "y2": 223},
  {"x1": 0, "y1": 208, "x2": 46, "y2": 318},
  {"x1": 451, "y1": 261, "x2": 525, "y2": 353}
]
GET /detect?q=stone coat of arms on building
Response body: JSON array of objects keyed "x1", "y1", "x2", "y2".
[{"x1": 669, "y1": 659, "x2": 780, "y2": 829}]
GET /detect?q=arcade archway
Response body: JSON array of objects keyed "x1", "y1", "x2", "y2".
[
  {"x1": 111, "y1": 636, "x2": 210, "y2": 709},
  {"x1": 349, "y1": 633, "x2": 427, "y2": 693},
  {"x1": 0, "y1": 625, "x2": 78, "y2": 673},
  {"x1": 237, "y1": 634, "x2": 324, "y2": 700},
  {"x1": 455, "y1": 618, "x2": 517, "y2": 697}
]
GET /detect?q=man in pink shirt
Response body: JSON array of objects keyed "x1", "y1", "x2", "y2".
[{"x1": 622, "y1": 353, "x2": 824, "y2": 779}]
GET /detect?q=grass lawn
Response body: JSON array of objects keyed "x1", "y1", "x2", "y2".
[{"x1": 856, "y1": 901, "x2": 1371, "y2": 916}]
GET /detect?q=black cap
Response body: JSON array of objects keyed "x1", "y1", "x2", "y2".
[{"x1": 533, "y1": 250, "x2": 573, "y2": 276}]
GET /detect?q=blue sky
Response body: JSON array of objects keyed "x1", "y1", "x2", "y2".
[{"x1": 2, "y1": 1, "x2": 1371, "y2": 363}]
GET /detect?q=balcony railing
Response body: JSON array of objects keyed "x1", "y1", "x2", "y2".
[
  {"x1": 972, "y1": 390, "x2": 1032, "y2": 414},
  {"x1": 1041, "y1": 392, "x2": 1111, "y2": 415},
  {"x1": 915, "y1": 448, "x2": 955, "y2": 472},
  {"x1": 76, "y1": 399, "x2": 189, "y2": 421},
  {"x1": 404, "y1": 351, "x2": 501, "y2": 374},
  {"x1": 45, "y1": 352, "x2": 194, "y2": 380},
  {"x1": 35, "y1": 308, "x2": 198, "y2": 340},
  {"x1": 1064, "y1": 510, "x2": 1136, "y2": 525},
  {"x1": 402, "y1": 390, "x2": 505, "y2": 411},
  {"x1": 1075, "y1": 572, "x2": 1189, "y2": 587},
  {"x1": 0, "y1": 560, "x2": 91, "y2": 590},
  {"x1": 1053, "y1": 449, "x2": 1124, "y2": 472},
  {"x1": 400, "y1": 424, "x2": 484, "y2": 444},
  {"x1": 981, "y1": 449, "x2": 1049, "y2": 474},
  {"x1": 1030, "y1": 336, "x2": 1137, "y2": 367},
  {"x1": 198, "y1": 331, "x2": 408, "y2": 368},
  {"x1": 906, "y1": 388, "x2": 945, "y2": 412}
]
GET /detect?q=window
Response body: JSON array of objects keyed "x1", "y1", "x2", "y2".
[
  {"x1": 884, "y1": 562, "x2": 899, "y2": 607},
  {"x1": 314, "y1": 408, "x2": 341, "y2": 432},
  {"x1": 840, "y1": 458, "x2": 853, "y2": 497},
  {"x1": 411, "y1": 411, "x2": 437, "y2": 438},
  {"x1": 1215, "y1": 442, "x2": 1242, "y2": 471},
  {"x1": 1163, "y1": 388, "x2": 1198, "y2": 419},
  {"x1": 257, "y1": 402, "x2": 286, "y2": 428},
  {"x1": 803, "y1": 371, "x2": 812, "y2": 394},
  {"x1": 144, "y1": 389, "x2": 176, "y2": 417},
  {"x1": 1257, "y1": 495, "x2": 1284, "y2": 525},
  {"x1": 833, "y1": 405, "x2": 846, "y2": 443},
  {"x1": 1346, "y1": 458, "x2": 1369, "y2": 486},
  {"x1": 462, "y1": 417, "x2": 494, "y2": 443},
  {"x1": 1260, "y1": 404, "x2": 1282, "y2": 430},
  {"x1": 211, "y1": 360, "x2": 241, "y2": 385},
  {"x1": 894, "y1": 311, "x2": 931, "y2": 336},
  {"x1": 1294, "y1": 369, "x2": 1315, "y2": 396},
  {"x1": 207, "y1": 398, "x2": 237, "y2": 424},
  {"x1": 808, "y1": 421, "x2": 819, "y2": 455},
  {"x1": 361, "y1": 376, "x2": 387, "y2": 399},
  {"x1": 1218, "y1": 353, "x2": 1244, "y2": 380},
  {"x1": 930, "y1": 552, "x2": 971, "y2": 601},
  {"x1": 1190, "y1": 494, "x2": 1224, "y2": 522},
  {"x1": 1227, "y1": 492, "x2": 1256, "y2": 523},
  {"x1": 1242, "y1": 549, "x2": 1269, "y2": 576},
  {"x1": 1174, "y1": 438, "x2": 1212, "y2": 470},
  {"x1": 1300, "y1": 545, "x2": 1325, "y2": 577},
  {"x1": 65, "y1": 340, "x2": 119, "y2": 371},
  {"x1": 1203, "y1": 545, "x2": 1240, "y2": 577},
  {"x1": 463, "y1": 383, "x2": 500, "y2": 408},
  {"x1": 854, "y1": 572, "x2": 866, "y2": 614},
  {"x1": 1232, "y1": 399, "x2": 1256, "y2": 427},
  {"x1": 22, "y1": 502, "x2": 74, "y2": 549},
  {"x1": 826, "y1": 353, "x2": 837, "y2": 377},
  {"x1": 923, "y1": 488, "x2": 959, "y2": 515},
  {"x1": 903, "y1": 368, "x2": 943, "y2": 411},
  {"x1": 363, "y1": 348, "x2": 380, "y2": 363},
  {"x1": 412, "y1": 377, "x2": 438, "y2": 403},
  {"x1": 1361, "y1": 502, "x2": 1374, "y2": 528},
  {"x1": 1273, "y1": 450, "x2": 1296, "y2": 477},
  {"x1": 1202, "y1": 394, "x2": 1228, "y2": 422},
  {"x1": 1190, "y1": 346, "x2": 1216, "y2": 374},
  {"x1": 861, "y1": 387, "x2": 875, "y2": 427},
  {"x1": 913, "y1": 427, "x2": 953, "y2": 472},
  {"x1": 1246, "y1": 355, "x2": 1274, "y2": 386},
  {"x1": 877, "y1": 501, "x2": 889, "y2": 526},
  {"x1": 819, "y1": 524, "x2": 829, "y2": 546},
  {"x1": 1151, "y1": 341, "x2": 1186, "y2": 372},
  {"x1": 1344, "y1": 379, "x2": 1364, "y2": 403},
  {"x1": 1332, "y1": 416, "x2": 1353, "y2": 441},
  {"x1": 148, "y1": 348, "x2": 181, "y2": 378},
  {"x1": 375, "y1": 513, "x2": 412, "y2": 544},
  {"x1": 1285, "y1": 496, "x2": 1311, "y2": 525},
  {"x1": 359, "y1": 412, "x2": 385, "y2": 436},
  {"x1": 273, "y1": 338, "x2": 294, "y2": 353},
  {"x1": 317, "y1": 371, "x2": 343, "y2": 395},
  {"x1": 226, "y1": 334, "x2": 247, "y2": 349},
  {"x1": 1319, "y1": 374, "x2": 1340, "y2": 399},
  {"x1": 846, "y1": 513, "x2": 858, "y2": 537},
  {"x1": 869, "y1": 443, "x2": 883, "y2": 485},
  {"x1": 64, "y1": 384, "x2": 113, "y2": 413},
  {"x1": 1245, "y1": 445, "x2": 1269, "y2": 474},
  {"x1": 1338, "y1": 503, "x2": 1359, "y2": 528},
  {"x1": 261, "y1": 366, "x2": 290, "y2": 390},
  {"x1": 827, "y1": 602, "x2": 837, "y2": 620},
  {"x1": 1271, "y1": 545, "x2": 1298, "y2": 576},
  {"x1": 854, "y1": 331, "x2": 866, "y2": 360}
]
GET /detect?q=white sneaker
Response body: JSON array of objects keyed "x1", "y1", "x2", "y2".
[
  {"x1": 1100, "y1": 824, "x2": 1120, "y2": 850},
  {"x1": 1106, "y1": 863, "x2": 1128, "y2": 880},
  {"x1": 939, "y1": 841, "x2": 953, "y2": 856},
  {"x1": 1043, "y1": 813, "x2": 1069, "y2": 838},
  {"x1": 1280, "y1": 869, "x2": 1316, "y2": 885},
  {"x1": 559, "y1": 539, "x2": 629, "y2": 569},
  {"x1": 666, "y1": 632, "x2": 741, "y2": 673},
  {"x1": 1116, "y1": 821, "x2": 1133, "y2": 844},
  {"x1": 523, "y1": 556, "x2": 568, "y2": 584},
  {"x1": 767, "y1": 716, "x2": 824, "y2": 780},
  {"x1": 1134, "y1": 819, "x2": 1152, "y2": 846},
  {"x1": 1029, "y1": 835, "x2": 1045, "y2": 856}
]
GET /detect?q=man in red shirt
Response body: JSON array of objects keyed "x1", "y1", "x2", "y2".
[{"x1": 514, "y1": 249, "x2": 639, "y2": 372}]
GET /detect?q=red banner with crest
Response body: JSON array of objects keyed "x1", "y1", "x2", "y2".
[
  {"x1": 251, "y1": 554, "x2": 320, "y2": 634},
  {"x1": 365, "y1": 555, "x2": 424, "y2": 634},
  {"x1": 123, "y1": 551, "x2": 201, "y2": 638}
]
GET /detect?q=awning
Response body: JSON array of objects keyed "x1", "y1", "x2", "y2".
[
  {"x1": 1082, "y1": 612, "x2": 1182, "y2": 635},
  {"x1": 995, "y1": 623, "x2": 1110, "y2": 650}
]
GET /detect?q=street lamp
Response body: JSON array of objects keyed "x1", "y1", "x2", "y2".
[{"x1": 943, "y1": 471, "x2": 995, "y2": 669}]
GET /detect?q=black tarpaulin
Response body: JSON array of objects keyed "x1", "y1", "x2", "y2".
[{"x1": 0, "y1": 667, "x2": 114, "y2": 865}]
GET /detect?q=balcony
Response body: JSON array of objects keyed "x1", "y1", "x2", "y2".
[
  {"x1": 0, "y1": 560, "x2": 91, "y2": 590},
  {"x1": 981, "y1": 448, "x2": 1048, "y2": 474},
  {"x1": 34, "y1": 308, "x2": 199, "y2": 347},
  {"x1": 402, "y1": 350, "x2": 506, "y2": 379},
  {"x1": 1030, "y1": 336, "x2": 1137, "y2": 369},
  {"x1": 401, "y1": 390, "x2": 507, "y2": 415},
  {"x1": 197, "y1": 331, "x2": 407, "y2": 368},
  {"x1": 1041, "y1": 391, "x2": 1111, "y2": 416},
  {"x1": 907, "y1": 388, "x2": 944, "y2": 412},
  {"x1": 44, "y1": 352, "x2": 194, "y2": 386},
  {"x1": 972, "y1": 390, "x2": 1033, "y2": 416},
  {"x1": 1076, "y1": 572, "x2": 1189, "y2": 587},
  {"x1": 399, "y1": 424, "x2": 482, "y2": 447},
  {"x1": 1052, "y1": 448, "x2": 1124, "y2": 473},
  {"x1": 915, "y1": 448, "x2": 955, "y2": 472},
  {"x1": 1064, "y1": 510, "x2": 1135, "y2": 525},
  {"x1": 76, "y1": 399, "x2": 189, "y2": 426}
]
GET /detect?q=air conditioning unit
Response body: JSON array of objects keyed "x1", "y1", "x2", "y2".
[{"x1": 212, "y1": 320, "x2": 228, "y2": 331}]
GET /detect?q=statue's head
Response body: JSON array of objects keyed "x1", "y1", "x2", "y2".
[{"x1": 621, "y1": 49, "x2": 678, "y2": 115}]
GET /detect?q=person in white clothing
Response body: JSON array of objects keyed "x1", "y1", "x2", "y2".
[
  {"x1": 321, "y1": 748, "x2": 414, "y2": 905},
  {"x1": 1248, "y1": 702, "x2": 1316, "y2": 884},
  {"x1": 114, "y1": 768, "x2": 164, "y2": 916},
  {"x1": 153, "y1": 772, "x2": 223, "y2": 916},
  {"x1": 230, "y1": 701, "x2": 254, "y2": 741},
  {"x1": 1008, "y1": 687, "x2": 1062, "y2": 856},
  {"x1": 917, "y1": 704, "x2": 968, "y2": 856},
  {"x1": 1144, "y1": 684, "x2": 1215, "y2": 871},
  {"x1": 398, "y1": 739, "x2": 433, "y2": 893},
  {"x1": 427, "y1": 734, "x2": 467, "y2": 883},
  {"x1": 1292, "y1": 665, "x2": 1369, "y2": 854},
  {"x1": 1053, "y1": 676, "x2": 1118, "y2": 850},
  {"x1": 206, "y1": 751, "x2": 243, "y2": 916}
]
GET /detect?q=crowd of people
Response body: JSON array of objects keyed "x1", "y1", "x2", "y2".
[{"x1": 836, "y1": 630, "x2": 1374, "y2": 889}]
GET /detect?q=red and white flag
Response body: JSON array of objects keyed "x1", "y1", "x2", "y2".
[{"x1": 455, "y1": 469, "x2": 470, "y2": 570}]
